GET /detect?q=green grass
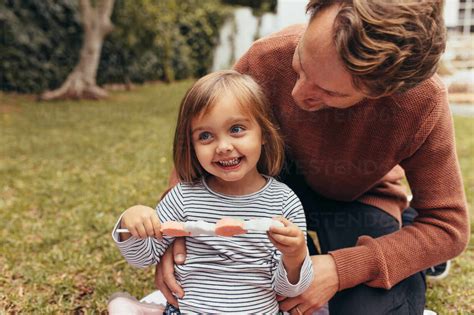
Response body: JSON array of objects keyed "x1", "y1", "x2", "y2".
[{"x1": 0, "y1": 83, "x2": 473, "y2": 313}]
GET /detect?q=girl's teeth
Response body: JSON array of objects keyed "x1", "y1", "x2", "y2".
[{"x1": 219, "y1": 158, "x2": 240, "y2": 166}]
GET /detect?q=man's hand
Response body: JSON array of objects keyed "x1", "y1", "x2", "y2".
[
  {"x1": 277, "y1": 255, "x2": 339, "y2": 314},
  {"x1": 155, "y1": 237, "x2": 187, "y2": 307}
]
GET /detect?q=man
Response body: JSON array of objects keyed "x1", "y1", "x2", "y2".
[{"x1": 155, "y1": 1, "x2": 469, "y2": 314}]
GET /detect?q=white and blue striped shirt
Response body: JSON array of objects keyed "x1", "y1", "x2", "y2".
[{"x1": 113, "y1": 177, "x2": 313, "y2": 314}]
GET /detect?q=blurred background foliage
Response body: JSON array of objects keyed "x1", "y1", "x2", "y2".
[
  {"x1": 1, "y1": 0, "x2": 267, "y2": 93},
  {"x1": 221, "y1": 0, "x2": 277, "y2": 16},
  {"x1": 0, "y1": 0, "x2": 83, "y2": 93}
]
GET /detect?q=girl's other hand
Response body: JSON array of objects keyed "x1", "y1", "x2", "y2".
[
  {"x1": 268, "y1": 217, "x2": 308, "y2": 284},
  {"x1": 121, "y1": 205, "x2": 162, "y2": 240},
  {"x1": 268, "y1": 217, "x2": 307, "y2": 261}
]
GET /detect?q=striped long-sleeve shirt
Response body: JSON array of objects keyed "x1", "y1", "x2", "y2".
[{"x1": 112, "y1": 176, "x2": 313, "y2": 314}]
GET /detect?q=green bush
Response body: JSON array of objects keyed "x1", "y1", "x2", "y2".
[
  {"x1": 0, "y1": 0, "x2": 83, "y2": 93},
  {"x1": 0, "y1": 0, "x2": 231, "y2": 93}
]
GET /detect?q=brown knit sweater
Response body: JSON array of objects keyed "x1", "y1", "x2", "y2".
[{"x1": 233, "y1": 24, "x2": 469, "y2": 291}]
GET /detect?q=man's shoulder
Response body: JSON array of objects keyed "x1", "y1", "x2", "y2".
[
  {"x1": 247, "y1": 24, "x2": 304, "y2": 61},
  {"x1": 234, "y1": 24, "x2": 304, "y2": 90},
  {"x1": 392, "y1": 74, "x2": 447, "y2": 103},
  {"x1": 407, "y1": 74, "x2": 447, "y2": 97},
  {"x1": 388, "y1": 74, "x2": 448, "y2": 116},
  {"x1": 258, "y1": 24, "x2": 306, "y2": 43}
]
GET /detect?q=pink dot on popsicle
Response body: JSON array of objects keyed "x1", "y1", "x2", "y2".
[
  {"x1": 161, "y1": 221, "x2": 190, "y2": 237},
  {"x1": 215, "y1": 217, "x2": 247, "y2": 236}
]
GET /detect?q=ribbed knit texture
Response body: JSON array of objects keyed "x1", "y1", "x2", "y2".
[{"x1": 234, "y1": 24, "x2": 469, "y2": 291}]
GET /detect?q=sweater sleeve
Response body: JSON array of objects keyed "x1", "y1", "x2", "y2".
[
  {"x1": 111, "y1": 184, "x2": 186, "y2": 268},
  {"x1": 329, "y1": 89, "x2": 470, "y2": 290},
  {"x1": 272, "y1": 189, "x2": 314, "y2": 297}
]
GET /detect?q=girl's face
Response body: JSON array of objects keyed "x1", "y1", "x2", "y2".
[{"x1": 191, "y1": 92, "x2": 264, "y2": 190}]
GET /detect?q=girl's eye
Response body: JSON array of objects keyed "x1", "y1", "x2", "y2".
[
  {"x1": 230, "y1": 125, "x2": 245, "y2": 134},
  {"x1": 198, "y1": 132, "x2": 212, "y2": 141}
]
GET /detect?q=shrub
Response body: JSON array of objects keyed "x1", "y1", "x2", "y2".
[
  {"x1": 0, "y1": 0, "x2": 82, "y2": 93},
  {"x1": 0, "y1": 0, "x2": 231, "y2": 93}
]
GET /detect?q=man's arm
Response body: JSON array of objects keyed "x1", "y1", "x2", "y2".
[{"x1": 329, "y1": 90, "x2": 469, "y2": 291}]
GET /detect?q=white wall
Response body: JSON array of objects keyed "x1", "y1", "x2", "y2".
[{"x1": 444, "y1": 0, "x2": 460, "y2": 27}]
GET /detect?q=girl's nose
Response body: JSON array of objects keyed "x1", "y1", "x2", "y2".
[{"x1": 216, "y1": 140, "x2": 233, "y2": 154}]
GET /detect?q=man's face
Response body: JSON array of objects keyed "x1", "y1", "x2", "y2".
[{"x1": 291, "y1": 5, "x2": 367, "y2": 111}]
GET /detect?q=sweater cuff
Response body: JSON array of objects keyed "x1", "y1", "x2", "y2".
[{"x1": 329, "y1": 244, "x2": 378, "y2": 291}]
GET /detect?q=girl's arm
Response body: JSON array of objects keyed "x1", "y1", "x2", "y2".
[
  {"x1": 270, "y1": 189, "x2": 313, "y2": 297},
  {"x1": 269, "y1": 217, "x2": 309, "y2": 284}
]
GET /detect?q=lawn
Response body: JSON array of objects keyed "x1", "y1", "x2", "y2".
[{"x1": 0, "y1": 82, "x2": 473, "y2": 313}]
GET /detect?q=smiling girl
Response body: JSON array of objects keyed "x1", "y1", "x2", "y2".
[{"x1": 112, "y1": 70, "x2": 313, "y2": 314}]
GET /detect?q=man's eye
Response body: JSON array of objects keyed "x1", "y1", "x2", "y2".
[
  {"x1": 230, "y1": 125, "x2": 245, "y2": 134},
  {"x1": 198, "y1": 132, "x2": 212, "y2": 141}
]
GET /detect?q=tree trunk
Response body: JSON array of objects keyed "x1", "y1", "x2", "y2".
[
  {"x1": 253, "y1": 15, "x2": 263, "y2": 41},
  {"x1": 40, "y1": 0, "x2": 115, "y2": 101}
]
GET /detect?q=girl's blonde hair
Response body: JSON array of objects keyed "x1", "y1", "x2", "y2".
[{"x1": 173, "y1": 70, "x2": 284, "y2": 183}]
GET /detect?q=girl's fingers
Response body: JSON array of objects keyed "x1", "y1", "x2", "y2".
[
  {"x1": 150, "y1": 215, "x2": 162, "y2": 239},
  {"x1": 135, "y1": 223, "x2": 148, "y2": 239},
  {"x1": 269, "y1": 232, "x2": 298, "y2": 247},
  {"x1": 128, "y1": 225, "x2": 139, "y2": 238},
  {"x1": 270, "y1": 225, "x2": 300, "y2": 238},
  {"x1": 273, "y1": 216, "x2": 291, "y2": 226},
  {"x1": 143, "y1": 217, "x2": 156, "y2": 237},
  {"x1": 270, "y1": 217, "x2": 298, "y2": 234},
  {"x1": 268, "y1": 233, "x2": 294, "y2": 252}
]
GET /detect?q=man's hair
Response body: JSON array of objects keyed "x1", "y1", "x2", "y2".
[
  {"x1": 173, "y1": 70, "x2": 284, "y2": 183},
  {"x1": 306, "y1": 0, "x2": 446, "y2": 97}
]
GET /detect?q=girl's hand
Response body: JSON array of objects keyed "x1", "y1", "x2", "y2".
[
  {"x1": 120, "y1": 205, "x2": 162, "y2": 240},
  {"x1": 268, "y1": 217, "x2": 307, "y2": 259},
  {"x1": 268, "y1": 217, "x2": 308, "y2": 284}
]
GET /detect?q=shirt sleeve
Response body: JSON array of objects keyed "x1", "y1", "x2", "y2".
[
  {"x1": 111, "y1": 184, "x2": 186, "y2": 268},
  {"x1": 272, "y1": 188, "x2": 314, "y2": 297}
]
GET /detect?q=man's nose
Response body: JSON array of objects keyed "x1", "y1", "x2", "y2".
[
  {"x1": 292, "y1": 78, "x2": 311, "y2": 100},
  {"x1": 292, "y1": 79, "x2": 321, "y2": 101}
]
